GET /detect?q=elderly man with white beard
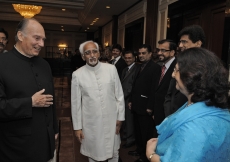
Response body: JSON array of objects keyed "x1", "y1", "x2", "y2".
[{"x1": 71, "y1": 40, "x2": 125, "y2": 162}]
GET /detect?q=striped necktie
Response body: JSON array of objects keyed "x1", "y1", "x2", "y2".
[{"x1": 159, "y1": 65, "x2": 166, "y2": 84}]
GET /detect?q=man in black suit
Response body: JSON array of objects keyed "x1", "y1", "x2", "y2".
[
  {"x1": 128, "y1": 44, "x2": 161, "y2": 162},
  {"x1": 153, "y1": 39, "x2": 177, "y2": 126},
  {"x1": 110, "y1": 44, "x2": 127, "y2": 79},
  {"x1": 164, "y1": 25, "x2": 206, "y2": 116},
  {"x1": 121, "y1": 50, "x2": 138, "y2": 148}
]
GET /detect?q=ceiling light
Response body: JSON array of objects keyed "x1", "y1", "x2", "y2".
[
  {"x1": 61, "y1": 29, "x2": 64, "y2": 31},
  {"x1": 87, "y1": 27, "x2": 89, "y2": 29},
  {"x1": 12, "y1": 4, "x2": 42, "y2": 18},
  {"x1": 85, "y1": 30, "x2": 87, "y2": 31},
  {"x1": 106, "y1": 6, "x2": 110, "y2": 9},
  {"x1": 62, "y1": 9, "x2": 66, "y2": 11},
  {"x1": 61, "y1": 26, "x2": 63, "y2": 27},
  {"x1": 90, "y1": 24, "x2": 94, "y2": 26},
  {"x1": 96, "y1": 18, "x2": 99, "y2": 20},
  {"x1": 58, "y1": 43, "x2": 67, "y2": 48}
]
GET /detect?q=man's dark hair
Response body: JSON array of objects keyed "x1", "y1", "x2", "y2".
[
  {"x1": 158, "y1": 39, "x2": 177, "y2": 52},
  {"x1": 177, "y1": 47, "x2": 229, "y2": 108},
  {"x1": 15, "y1": 18, "x2": 39, "y2": 42},
  {"x1": 124, "y1": 50, "x2": 135, "y2": 57},
  {"x1": 0, "y1": 28, "x2": 8, "y2": 39},
  {"x1": 139, "y1": 44, "x2": 152, "y2": 52},
  {"x1": 112, "y1": 44, "x2": 122, "y2": 52},
  {"x1": 178, "y1": 25, "x2": 206, "y2": 47}
]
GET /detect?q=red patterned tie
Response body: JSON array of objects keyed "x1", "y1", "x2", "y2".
[{"x1": 159, "y1": 65, "x2": 166, "y2": 84}]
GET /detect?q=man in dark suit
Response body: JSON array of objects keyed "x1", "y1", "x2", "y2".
[
  {"x1": 0, "y1": 18, "x2": 58, "y2": 162},
  {"x1": 153, "y1": 39, "x2": 177, "y2": 126},
  {"x1": 121, "y1": 50, "x2": 138, "y2": 148},
  {"x1": 110, "y1": 44, "x2": 127, "y2": 79},
  {"x1": 164, "y1": 25, "x2": 206, "y2": 116},
  {"x1": 128, "y1": 44, "x2": 161, "y2": 162}
]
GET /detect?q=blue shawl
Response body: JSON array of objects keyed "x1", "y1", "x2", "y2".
[{"x1": 156, "y1": 101, "x2": 230, "y2": 162}]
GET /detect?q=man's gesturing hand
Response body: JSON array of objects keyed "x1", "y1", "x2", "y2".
[{"x1": 32, "y1": 89, "x2": 53, "y2": 107}]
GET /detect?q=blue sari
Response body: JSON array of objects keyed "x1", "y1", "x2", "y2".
[{"x1": 156, "y1": 101, "x2": 230, "y2": 162}]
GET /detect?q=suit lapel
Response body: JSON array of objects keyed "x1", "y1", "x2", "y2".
[{"x1": 122, "y1": 64, "x2": 136, "y2": 82}]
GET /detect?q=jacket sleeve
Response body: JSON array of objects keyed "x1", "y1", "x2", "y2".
[
  {"x1": 71, "y1": 72, "x2": 83, "y2": 130},
  {"x1": 113, "y1": 66, "x2": 125, "y2": 121},
  {"x1": 147, "y1": 64, "x2": 161, "y2": 111},
  {"x1": 0, "y1": 79, "x2": 32, "y2": 122},
  {"x1": 163, "y1": 78, "x2": 175, "y2": 117}
]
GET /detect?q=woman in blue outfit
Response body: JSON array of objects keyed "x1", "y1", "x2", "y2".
[{"x1": 146, "y1": 47, "x2": 230, "y2": 162}]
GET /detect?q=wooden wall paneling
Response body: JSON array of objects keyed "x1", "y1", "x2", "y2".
[
  {"x1": 208, "y1": 5, "x2": 226, "y2": 58},
  {"x1": 145, "y1": 0, "x2": 158, "y2": 50}
]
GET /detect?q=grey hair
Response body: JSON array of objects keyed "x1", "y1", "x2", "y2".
[
  {"x1": 79, "y1": 40, "x2": 99, "y2": 56},
  {"x1": 15, "y1": 18, "x2": 39, "y2": 42}
]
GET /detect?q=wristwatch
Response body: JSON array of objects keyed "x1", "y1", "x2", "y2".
[{"x1": 148, "y1": 152, "x2": 156, "y2": 161}]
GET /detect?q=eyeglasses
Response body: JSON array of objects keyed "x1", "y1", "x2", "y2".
[
  {"x1": 138, "y1": 52, "x2": 148, "y2": 55},
  {"x1": 84, "y1": 49, "x2": 99, "y2": 55},
  {"x1": 178, "y1": 40, "x2": 188, "y2": 45},
  {"x1": 173, "y1": 68, "x2": 179, "y2": 73},
  {"x1": 0, "y1": 37, "x2": 7, "y2": 42},
  {"x1": 156, "y1": 48, "x2": 171, "y2": 53}
]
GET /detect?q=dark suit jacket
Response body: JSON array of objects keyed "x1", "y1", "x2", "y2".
[
  {"x1": 130, "y1": 60, "x2": 161, "y2": 115},
  {"x1": 0, "y1": 48, "x2": 58, "y2": 162},
  {"x1": 164, "y1": 78, "x2": 187, "y2": 117},
  {"x1": 121, "y1": 63, "x2": 138, "y2": 107},
  {"x1": 154, "y1": 59, "x2": 177, "y2": 125},
  {"x1": 110, "y1": 57, "x2": 127, "y2": 79}
]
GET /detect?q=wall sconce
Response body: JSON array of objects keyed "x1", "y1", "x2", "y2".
[
  {"x1": 104, "y1": 42, "x2": 109, "y2": 47},
  {"x1": 226, "y1": 0, "x2": 230, "y2": 14},
  {"x1": 167, "y1": 18, "x2": 170, "y2": 28}
]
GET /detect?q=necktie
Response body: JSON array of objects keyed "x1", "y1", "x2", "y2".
[
  {"x1": 159, "y1": 65, "x2": 166, "y2": 84},
  {"x1": 112, "y1": 59, "x2": 116, "y2": 65},
  {"x1": 123, "y1": 67, "x2": 129, "y2": 79}
]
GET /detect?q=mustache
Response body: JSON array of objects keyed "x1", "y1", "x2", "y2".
[{"x1": 0, "y1": 42, "x2": 5, "y2": 47}]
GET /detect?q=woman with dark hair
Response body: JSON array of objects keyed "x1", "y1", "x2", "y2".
[{"x1": 146, "y1": 48, "x2": 230, "y2": 162}]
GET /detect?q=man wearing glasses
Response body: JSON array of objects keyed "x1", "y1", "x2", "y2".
[
  {"x1": 153, "y1": 39, "x2": 177, "y2": 126},
  {"x1": 164, "y1": 25, "x2": 206, "y2": 116},
  {"x1": 71, "y1": 40, "x2": 125, "y2": 162},
  {"x1": 0, "y1": 28, "x2": 8, "y2": 53}
]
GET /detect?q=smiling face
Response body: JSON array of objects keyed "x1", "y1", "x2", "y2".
[
  {"x1": 157, "y1": 42, "x2": 175, "y2": 63},
  {"x1": 178, "y1": 35, "x2": 202, "y2": 52},
  {"x1": 112, "y1": 48, "x2": 121, "y2": 59},
  {"x1": 82, "y1": 42, "x2": 100, "y2": 67},
  {"x1": 124, "y1": 53, "x2": 135, "y2": 66},
  {"x1": 17, "y1": 20, "x2": 45, "y2": 58}
]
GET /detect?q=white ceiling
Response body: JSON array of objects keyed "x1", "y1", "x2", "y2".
[{"x1": 0, "y1": 0, "x2": 141, "y2": 32}]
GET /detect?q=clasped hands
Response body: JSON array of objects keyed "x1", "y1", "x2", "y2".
[{"x1": 32, "y1": 89, "x2": 53, "y2": 107}]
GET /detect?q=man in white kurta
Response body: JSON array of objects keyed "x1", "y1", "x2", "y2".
[{"x1": 71, "y1": 40, "x2": 125, "y2": 162}]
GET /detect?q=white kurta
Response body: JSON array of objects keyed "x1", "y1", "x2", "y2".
[{"x1": 71, "y1": 62, "x2": 125, "y2": 161}]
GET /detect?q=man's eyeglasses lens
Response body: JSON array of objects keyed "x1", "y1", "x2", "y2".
[{"x1": 84, "y1": 50, "x2": 98, "y2": 55}]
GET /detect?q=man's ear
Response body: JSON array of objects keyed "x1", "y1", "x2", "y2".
[
  {"x1": 170, "y1": 50, "x2": 175, "y2": 57},
  {"x1": 81, "y1": 55, "x2": 86, "y2": 61},
  {"x1": 196, "y1": 40, "x2": 202, "y2": 47},
  {"x1": 17, "y1": 31, "x2": 24, "y2": 42}
]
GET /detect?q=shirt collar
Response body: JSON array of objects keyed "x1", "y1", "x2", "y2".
[
  {"x1": 164, "y1": 57, "x2": 175, "y2": 70},
  {"x1": 85, "y1": 61, "x2": 101, "y2": 71}
]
